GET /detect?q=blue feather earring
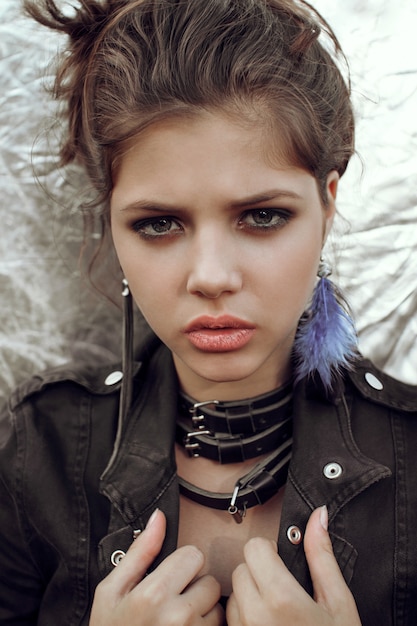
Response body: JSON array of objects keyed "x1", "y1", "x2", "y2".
[{"x1": 293, "y1": 260, "x2": 358, "y2": 391}]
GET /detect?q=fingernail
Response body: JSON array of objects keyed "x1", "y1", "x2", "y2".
[
  {"x1": 145, "y1": 508, "x2": 159, "y2": 530},
  {"x1": 319, "y1": 505, "x2": 328, "y2": 531}
]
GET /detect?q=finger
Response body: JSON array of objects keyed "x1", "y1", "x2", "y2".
[
  {"x1": 241, "y1": 536, "x2": 288, "y2": 592},
  {"x1": 105, "y1": 508, "x2": 166, "y2": 596},
  {"x1": 237, "y1": 539, "x2": 316, "y2": 620},
  {"x1": 304, "y1": 506, "x2": 345, "y2": 602},
  {"x1": 304, "y1": 506, "x2": 360, "y2": 618},
  {"x1": 229, "y1": 562, "x2": 266, "y2": 624},
  {"x1": 135, "y1": 543, "x2": 205, "y2": 599},
  {"x1": 182, "y1": 574, "x2": 222, "y2": 617},
  {"x1": 231, "y1": 561, "x2": 258, "y2": 598},
  {"x1": 225, "y1": 592, "x2": 241, "y2": 626},
  {"x1": 202, "y1": 602, "x2": 225, "y2": 626}
]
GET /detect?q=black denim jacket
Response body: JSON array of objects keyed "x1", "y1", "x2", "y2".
[{"x1": 0, "y1": 337, "x2": 417, "y2": 625}]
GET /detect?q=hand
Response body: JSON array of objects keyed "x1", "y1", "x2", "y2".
[
  {"x1": 227, "y1": 506, "x2": 361, "y2": 625},
  {"x1": 90, "y1": 509, "x2": 224, "y2": 625}
]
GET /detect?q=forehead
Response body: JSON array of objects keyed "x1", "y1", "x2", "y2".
[
  {"x1": 113, "y1": 110, "x2": 299, "y2": 183},
  {"x1": 111, "y1": 111, "x2": 320, "y2": 212}
]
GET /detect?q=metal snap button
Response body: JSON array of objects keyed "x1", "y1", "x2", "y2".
[
  {"x1": 323, "y1": 462, "x2": 343, "y2": 479},
  {"x1": 287, "y1": 525, "x2": 303, "y2": 545},
  {"x1": 104, "y1": 371, "x2": 123, "y2": 386},
  {"x1": 110, "y1": 549, "x2": 126, "y2": 566},
  {"x1": 364, "y1": 372, "x2": 383, "y2": 391}
]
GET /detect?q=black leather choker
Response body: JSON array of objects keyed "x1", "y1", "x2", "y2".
[
  {"x1": 178, "y1": 439, "x2": 292, "y2": 523},
  {"x1": 177, "y1": 383, "x2": 293, "y2": 464},
  {"x1": 176, "y1": 416, "x2": 292, "y2": 463},
  {"x1": 178, "y1": 382, "x2": 293, "y2": 435},
  {"x1": 177, "y1": 384, "x2": 293, "y2": 518}
]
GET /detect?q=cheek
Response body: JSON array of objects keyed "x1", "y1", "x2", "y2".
[
  {"x1": 257, "y1": 238, "x2": 320, "y2": 315},
  {"x1": 265, "y1": 265, "x2": 317, "y2": 316},
  {"x1": 259, "y1": 233, "x2": 320, "y2": 283},
  {"x1": 119, "y1": 251, "x2": 181, "y2": 320},
  {"x1": 127, "y1": 279, "x2": 170, "y2": 335}
]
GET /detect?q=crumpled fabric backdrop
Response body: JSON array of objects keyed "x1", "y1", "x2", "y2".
[{"x1": 0, "y1": 0, "x2": 416, "y2": 410}]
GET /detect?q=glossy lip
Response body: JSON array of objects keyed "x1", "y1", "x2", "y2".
[{"x1": 184, "y1": 315, "x2": 256, "y2": 353}]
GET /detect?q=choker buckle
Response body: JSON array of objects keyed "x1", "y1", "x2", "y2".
[
  {"x1": 184, "y1": 429, "x2": 213, "y2": 457},
  {"x1": 228, "y1": 485, "x2": 246, "y2": 524},
  {"x1": 190, "y1": 400, "x2": 220, "y2": 429}
]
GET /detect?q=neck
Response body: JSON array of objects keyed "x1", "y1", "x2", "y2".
[{"x1": 173, "y1": 355, "x2": 293, "y2": 403}]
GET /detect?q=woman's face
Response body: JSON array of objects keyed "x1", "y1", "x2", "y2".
[{"x1": 111, "y1": 111, "x2": 337, "y2": 400}]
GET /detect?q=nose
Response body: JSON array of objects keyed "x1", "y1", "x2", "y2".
[{"x1": 186, "y1": 230, "x2": 243, "y2": 298}]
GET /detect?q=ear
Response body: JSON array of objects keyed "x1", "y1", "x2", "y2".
[{"x1": 323, "y1": 170, "x2": 339, "y2": 242}]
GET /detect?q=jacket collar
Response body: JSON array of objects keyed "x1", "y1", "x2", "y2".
[
  {"x1": 289, "y1": 377, "x2": 391, "y2": 521},
  {"x1": 99, "y1": 342, "x2": 392, "y2": 524},
  {"x1": 99, "y1": 341, "x2": 392, "y2": 577}
]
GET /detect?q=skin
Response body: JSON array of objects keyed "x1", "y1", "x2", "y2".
[
  {"x1": 90, "y1": 510, "x2": 224, "y2": 625},
  {"x1": 90, "y1": 508, "x2": 361, "y2": 626},
  {"x1": 111, "y1": 111, "x2": 337, "y2": 401},
  {"x1": 227, "y1": 505, "x2": 361, "y2": 625},
  {"x1": 89, "y1": 111, "x2": 362, "y2": 624}
]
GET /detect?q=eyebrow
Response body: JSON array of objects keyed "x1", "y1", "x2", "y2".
[
  {"x1": 231, "y1": 190, "x2": 302, "y2": 207},
  {"x1": 118, "y1": 189, "x2": 302, "y2": 213}
]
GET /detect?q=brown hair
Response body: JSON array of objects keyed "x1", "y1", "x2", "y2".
[{"x1": 25, "y1": 0, "x2": 354, "y2": 290}]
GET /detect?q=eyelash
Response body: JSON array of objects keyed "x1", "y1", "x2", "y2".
[
  {"x1": 131, "y1": 216, "x2": 182, "y2": 240},
  {"x1": 238, "y1": 209, "x2": 291, "y2": 231},
  {"x1": 131, "y1": 209, "x2": 291, "y2": 240}
]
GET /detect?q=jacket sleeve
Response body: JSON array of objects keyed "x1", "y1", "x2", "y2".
[{"x1": 0, "y1": 404, "x2": 43, "y2": 624}]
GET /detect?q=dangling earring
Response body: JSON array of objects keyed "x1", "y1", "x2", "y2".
[
  {"x1": 120, "y1": 278, "x2": 134, "y2": 419},
  {"x1": 293, "y1": 260, "x2": 357, "y2": 390},
  {"x1": 105, "y1": 278, "x2": 134, "y2": 471}
]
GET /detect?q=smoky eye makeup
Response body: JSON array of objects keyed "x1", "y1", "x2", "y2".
[
  {"x1": 237, "y1": 208, "x2": 292, "y2": 231},
  {"x1": 130, "y1": 215, "x2": 183, "y2": 239}
]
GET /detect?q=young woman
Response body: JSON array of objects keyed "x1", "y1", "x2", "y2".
[{"x1": 0, "y1": 1, "x2": 416, "y2": 624}]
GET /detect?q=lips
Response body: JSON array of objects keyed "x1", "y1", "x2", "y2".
[{"x1": 184, "y1": 315, "x2": 255, "y2": 352}]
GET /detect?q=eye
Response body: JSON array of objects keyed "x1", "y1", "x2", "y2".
[
  {"x1": 238, "y1": 209, "x2": 290, "y2": 231},
  {"x1": 131, "y1": 217, "x2": 182, "y2": 239}
]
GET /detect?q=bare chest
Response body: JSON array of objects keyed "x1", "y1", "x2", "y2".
[{"x1": 175, "y1": 445, "x2": 284, "y2": 596}]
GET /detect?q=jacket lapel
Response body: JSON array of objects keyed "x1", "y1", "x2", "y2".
[
  {"x1": 278, "y1": 378, "x2": 391, "y2": 591},
  {"x1": 99, "y1": 344, "x2": 181, "y2": 576}
]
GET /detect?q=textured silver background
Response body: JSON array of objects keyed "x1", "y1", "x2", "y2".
[{"x1": 0, "y1": 0, "x2": 416, "y2": 406}]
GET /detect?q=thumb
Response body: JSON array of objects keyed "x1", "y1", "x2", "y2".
[{"x1": 109, "y1": 508, "x2": 166, "y2": 595}]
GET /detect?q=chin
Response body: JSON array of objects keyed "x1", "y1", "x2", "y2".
[{"x1": 190, "y1": 359, "x2": 262, "y2": 385}]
